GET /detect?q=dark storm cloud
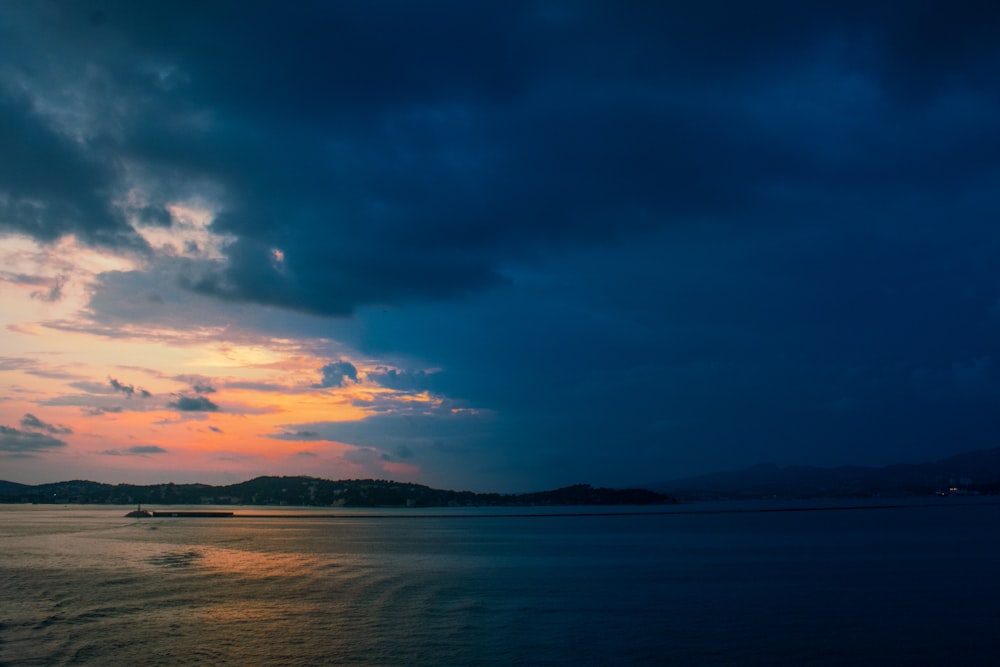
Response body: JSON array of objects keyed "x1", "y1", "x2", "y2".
[
  {"x1": 0, "y1": 90, "x2": 145, "y2": 251},
  {"x1": 0, "y1": 425, "x2": 68, "y2": 453},
  {"x1": 366, "y1": 368, "x2": 440, "y2": 393},
  {"x1": 136, "y1": 204, "x2": 172, "y2": 227},
  {"x1": 347, "y1": 210, "x2": 1000, "y2": 487},
  {"x1": 7, "y1": 2, "x2": 995, "y2": 315},
  {"x1": 20, "y1": 413, "x2": 73, "y2": 435},
  {"x1": 168, "y1": 395, "x2": 219, "y2": 412},
  {"x1": 315, "y1": 362, "x2": 359, "y2": 389}
]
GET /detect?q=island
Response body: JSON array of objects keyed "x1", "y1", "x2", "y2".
[{"x1": 0, "y1": 476, "x2": 674, "y2": 508}]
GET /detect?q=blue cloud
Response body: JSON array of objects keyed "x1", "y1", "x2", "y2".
[
  {"x1": 168, "y1": 395, "x2": 220, "y2": 412},
  {"x1": 20, "y1": 413, "x2": 73, "y2": 435},
  {"x1": 102, "y1": 445, "x2": 168, "y2": 456},
  {"x1": 0, "y1": 425, "x2": 68, "y2": 453},
  {"x1": 316, "y1": 361, "x2": 359, "y2": 388}
]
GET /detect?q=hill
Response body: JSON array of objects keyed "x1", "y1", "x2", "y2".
[
  {"x1": 0, "y1": 476, "x2": 673, "y2": 507},
  {"x1": 647, "y1": 447, "x2": 1000, "y2": 499},
  {"x1": 0, "y1": 480, "x2": 29, "y2": 495}
]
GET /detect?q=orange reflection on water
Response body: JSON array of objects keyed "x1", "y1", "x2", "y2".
[
  {"x1": 197, "y1": 546, "x2": 330, "y2": 579},
  {"x1": 195, "y1": 600, "x2": 320, "y2": 624}
]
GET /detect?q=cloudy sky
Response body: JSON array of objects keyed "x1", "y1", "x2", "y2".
[{"x1": 1, "y1": 1, "x2": 999, "y2": 491}]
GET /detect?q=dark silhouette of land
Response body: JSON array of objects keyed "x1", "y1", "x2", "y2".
[
  {"x1": 0, "y1": 477, "x2": 671, "y2": 507},
  {"x1": 5, "y1": 446, "x2": 1000, "y2": 507},
  {"x1": 645, "y1": 446, "x2": 1000, "y2": 500}
]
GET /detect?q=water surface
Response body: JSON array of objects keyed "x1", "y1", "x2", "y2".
[{"x1": 1, "y1": 500, "x2": 998, "y2": 665}]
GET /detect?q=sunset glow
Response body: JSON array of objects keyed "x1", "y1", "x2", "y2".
[{"x1": 1, "y1": 230, "x2": 453, "y2": 484}]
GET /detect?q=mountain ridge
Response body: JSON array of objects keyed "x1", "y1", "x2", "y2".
[
  {"x1": 0, "y1": 476, "x2": 672, "y2": 507},
  {"x1": 646, "y1": 446, "x2": 1000, "y2": 499},
  {"x1": 7, "y1": 447, "x2": 1000, "y2": 506}
]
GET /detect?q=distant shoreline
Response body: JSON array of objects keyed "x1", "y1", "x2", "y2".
[
  {"x1": 3, "y1": 496, "x2": 996, "y2": 520},
  {"x1": 204, "y1": 502, "x2": 1000, "y2": 519},
  {"x1": 0, "y1": 477, "x2": 674, "y2": 508}
]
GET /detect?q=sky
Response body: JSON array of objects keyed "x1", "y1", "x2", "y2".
[{"x1": 1, "y1": 1, "x2": 999, "y2": 492}]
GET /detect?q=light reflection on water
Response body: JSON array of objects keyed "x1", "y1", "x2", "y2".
[{"x1": 2, "y1": 501, "x2": 999, "y2": 665}]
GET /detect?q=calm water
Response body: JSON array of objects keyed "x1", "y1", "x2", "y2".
[{"x1": 1, "y1": 500, "x2": 998, "y2": 665}]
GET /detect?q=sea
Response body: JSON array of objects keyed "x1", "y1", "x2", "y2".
[{"x1": 1, "y1": 498, "x2": 998, "y2": 666}]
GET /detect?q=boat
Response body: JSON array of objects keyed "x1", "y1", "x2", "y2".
[
  {"x1": 125, "y1": 503, "x2": 152, "y2": 518},
  {"x1": 123, "y1": 504, "x2": 234, "y2": 518}
]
